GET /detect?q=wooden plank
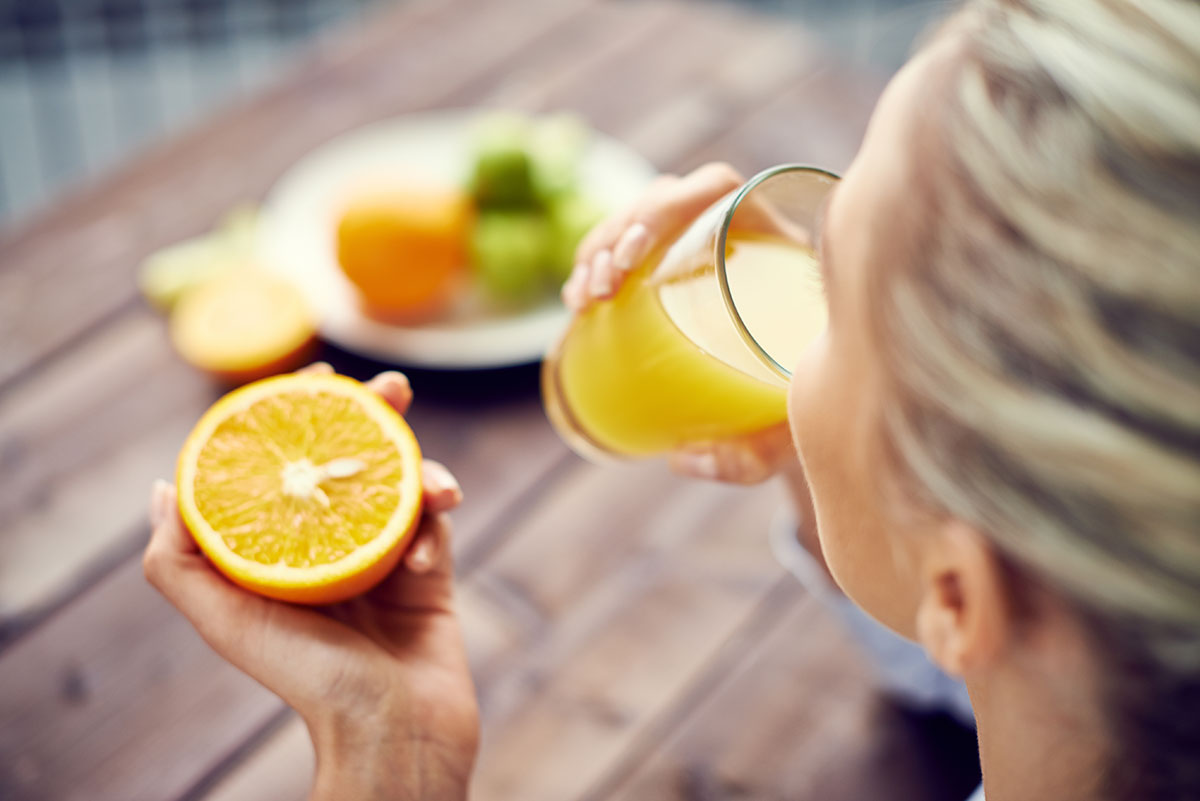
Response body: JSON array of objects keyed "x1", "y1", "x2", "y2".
[
  {"x1": 591, "y1": 599, "x2": 981, "y2": 801},
  {"x1": 683, "y1": 59, "x2": 886, "y2": 176},
  {"x1": 0, "y1": 310, "x2": 215, "y2": 631},
  {"x1": 196, "y1": 716, "x2": 313, "y2": 801},
  {"x1": 507, "y1": 3, "x2": 810, "y2": 147},
  {"x1": 0, "y1": 558, "x2": 281, "y2": 801},
  {"x1": 0, "y1": 0, "x2": 601, "y2": 389},
  {"x1": 468, "y1": 476, "x2": 789, "y2": 801}
]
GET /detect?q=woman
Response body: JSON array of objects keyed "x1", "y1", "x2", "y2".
[{"x1": 145, "y1": 0, "x2": 1200, "y2": 798}]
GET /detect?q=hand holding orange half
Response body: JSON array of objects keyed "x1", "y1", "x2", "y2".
[
  {"x1": 144, "y1": 364, "x2": 480, "y2": 800},
  {"x1": 175, "y1": 369, "x2": 425, "y2": 603}
]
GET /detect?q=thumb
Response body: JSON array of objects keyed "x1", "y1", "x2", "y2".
[{"x1": 142, "y1": 481, "x2": 351, "y2": 705}]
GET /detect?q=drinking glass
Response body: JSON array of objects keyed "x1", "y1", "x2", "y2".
[{"x1": 542, "y1": 164, "x2": 839, "y2": 460}]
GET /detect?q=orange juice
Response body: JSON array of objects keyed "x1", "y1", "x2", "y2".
[{"x1": 543, "y1": 231, "x2": 826, "y2": 457}]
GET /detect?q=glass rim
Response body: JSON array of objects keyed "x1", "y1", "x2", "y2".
[{"x1": 714, "y1": 163, "x2": 841, "y2": 381}]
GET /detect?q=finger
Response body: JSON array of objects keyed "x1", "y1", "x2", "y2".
[
  {"x1": 144, "y1": 484, "x2": 271, "y2": 646},
  {"x1": 574, "y1": 209, "x2": 635, "y2": 270},
  {"x1": 633, "y1": 162, "x2": 741, "y2": 237},
  {"x1": 404, "y1": 524, "x2": 438, "y2": 574},
  {"x1": 422, "y1": 459, "x2": 462, "y2": 513},
  {"x1": 669, "y1": 446, "x2": 776, "y2": 485},
  {"x1": 610, "y1": 222, "x2": 650, "y2": 274},
  {"x1": 402, "y1": 512, "x2": 453, "y2": 577},
  {"x1": 364, "y1": 514, "x2": 454, "y2": 613},
  {"x1": 574, "y1": 173, "x2": 676, "y2": 268},
  {"x1": 562, "y1": 260, "x2": 593, "y2": 311},
  {"x1": 144, "y1": 483, "x2": 366, "y2": 715},
  {"x1": 668, "y1": 423, "x2": 793, "y2": 485},
  {"x1": 297, "y1": 362, "x2": 334, "y2": 376},
  {"x1": 588, "y1": 249, "x2": 616, "y2": 300},
  {"x1": 561, "y1": 262, "x2": 588, "y2": 311},
  {"x1": 149, "y1": 479, "x2": 199, "y2": 554},
  {"x1": 668, "y1": 450, "x2": 721, "y2": 481},
  {"x1": 366, "y1": 371, "x2": 413, "y2": 416}
]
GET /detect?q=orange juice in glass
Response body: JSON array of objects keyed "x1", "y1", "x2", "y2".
[{"x1": 543, "y1": 165, "x2": 838, "y2": 459}]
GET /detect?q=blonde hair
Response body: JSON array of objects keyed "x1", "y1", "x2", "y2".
[{"x1": 874, "y1": 0, "x2": 1200, "y2": 795}]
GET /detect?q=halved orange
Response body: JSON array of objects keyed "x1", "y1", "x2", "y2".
[
  {"x1": 176, "y1": 373, "x2": 424, "y2": 604},
  {"x1": 169, "y1": 269, "x2": 318, "y2": 385}
]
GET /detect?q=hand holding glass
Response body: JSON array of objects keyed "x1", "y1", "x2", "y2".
[{"x1": 543, "y1": 165, "x2": 839, "y2": 460}]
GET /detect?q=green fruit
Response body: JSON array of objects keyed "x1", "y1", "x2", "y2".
[
  {"x1": 217, "y1": 204, "x2": 259, "y2": 253},
  {"x1": 469, "y1": 112, "x2": 536, "y2": 208},
  {"x1": 139, "y1": 206, "x2": 260, "y2": 311},
  {"x1": 139, "y1": 237, "x2": 233, "y2": 311},
  {"x1": 530, "y1": 114, "x2": 589, "y2": 202},
  {"x1": 471, "y1": 211, "x2": 551, "y2": 303},
  {"x1": 546, "y1": 192, "x2": 605, "y2": 283}
]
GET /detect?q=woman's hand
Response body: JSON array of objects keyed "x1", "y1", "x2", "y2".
[
  {"x1": 143, "y1": 364, "x2": 478, "y2": 801},
  {"x1": 561, "y1": 162, "x2": 795, "y2": 485}
]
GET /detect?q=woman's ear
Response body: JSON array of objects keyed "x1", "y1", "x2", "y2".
[{"x1": 915, "y1": 520, "x2": 1012, "y2": 676}]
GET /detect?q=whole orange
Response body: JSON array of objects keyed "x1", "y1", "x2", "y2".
[{"x1": 336, "y1": 185, "x2": 473, "y2": 323}]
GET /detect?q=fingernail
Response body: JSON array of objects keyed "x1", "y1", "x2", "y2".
[
  {"x1": 561, "y1": 266, "x2": 585, "y2": 309},
  {"x1": 150, "y1": 479, "x2": 170, "y2": 527},
  {"x1": 589, "y1": 250, "x2": 614, "y2": 297},
  {"x1": 427, "y1": 462, "x2": 462, "y2": 502},
  {"x1": 569, "y1": 264, "x2": 593, "y2": 309},
  {"x1": 410, "y1": 539, "x2": 434, "y2": 571},
  {"x1": 612, "y1": 223, "x2": 650, "y2": 272},
  {"x1": 686, "y1": 452, "x2": 720, "y2": 479},
  {"x1": 380, "y1": 371, "x2": 409, "y2": 391},
  {"x1": 738, "y1": 449, "x2": 767, "y2": 482}
]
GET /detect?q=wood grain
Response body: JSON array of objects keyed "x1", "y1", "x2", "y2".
[
  {"x1": 469, "y1": 473, "x2": 790, "y2": 801},
  {"x1": 684, "y1": 57, "x2": 885, "y2": 176},
  {"x1": 594, "y1": 597, "x2": 980, "y2": 801},
  {"x1": 0, "y1": 557, "x2": 281, "y2": 801}
]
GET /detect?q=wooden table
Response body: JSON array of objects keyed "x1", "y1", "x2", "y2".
[{"x1": 0, "y1": 1, "x2": 981, "y2": 799}]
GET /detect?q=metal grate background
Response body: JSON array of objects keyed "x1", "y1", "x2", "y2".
[
  {"x1": 0, "y1": 0, "x2": 391, "y2": 224},
  {"x1": 0, "y1": 0, "x2": 942, "y2": 226}
]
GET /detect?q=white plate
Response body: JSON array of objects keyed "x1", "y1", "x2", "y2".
[{"x1": 257, "y1": 110, "x2": 656, "y2": 370}]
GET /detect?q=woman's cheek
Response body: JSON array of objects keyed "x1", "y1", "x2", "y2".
[
  {"x1": 787, "y1": 330, "x2": 844, "y2": 535},
  {"x1": 786, "y1": 329, "x2": 862, "y2": 589},
  {"x1": 786, "y1": 329, "x2": 830, "y2": 462}
]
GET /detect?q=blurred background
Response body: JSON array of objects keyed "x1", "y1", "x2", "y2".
[
  {"x1": 2, "y1": 2, "x2": 988, "y2": 800},
  {"x1": 0, "y1": 0, "x2": 943, "y2": 226}
]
